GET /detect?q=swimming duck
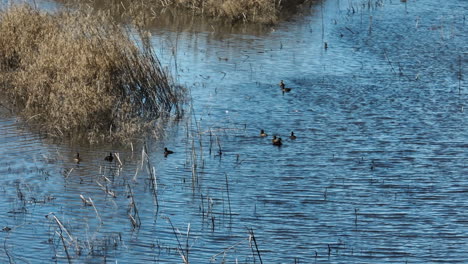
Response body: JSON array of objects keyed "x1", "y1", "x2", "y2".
[
  {"x1": 104, "y1": 152, "x2": 114, "y2": 162},
  {"x1": 73, "y1": 152, "x2": 81, "y2": 163},
  {"x1": 289, "y1": 131, "x2": 297, "y2": 140},
  {"x1": 272, "y1": 135, "x2": 278, "y2": 143},
  {"x1": 273, "y1": 137, "x2": 283, "y2": 146},
  {"x1": 272, "y1": 136, "x2": 282, "y2": 146},
  {"x1": 279, "y1": 80, "x2": 292, "y2": 92},
  {"x1": 260, "y1": 129, "x2": 268, "y2": 137},
  {"x1": 279, "y1": 80, "x2": 286, "y2": 89},
  {"x1": 164, "y1": 147, "x2": 174, "y2": 157}
]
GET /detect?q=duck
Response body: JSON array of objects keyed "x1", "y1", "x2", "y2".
[
  {"x1": 164, "y1": 147, "x2": 174, "y2": 157},
  {"x1": 273, "y1": 137, "x2": 283, "y2": 146},
  {"x1": 272, "y1": 136, "x2": 282, "y2": 146},
  {"x1": 104, "y1": 152, "x2": 114, "y2": 162},
  {"x1": 279, "y1": 80, "x2": 286, "y2": 89},
  {"x1": 289, "y1": 131, "x2": 297, "y2": 140},
  {"x1": 272, "y1": 135, "x2": 278, "y2": 144},
  {"x1": 73, "y1": 152, "x2": 81, "y2": 163},
  {"x1": 279, "y1": 80, "x2": 292, "y2": 92},
  {"x1": 260, "y1": 129, "x2": 268, "y2": 137}
]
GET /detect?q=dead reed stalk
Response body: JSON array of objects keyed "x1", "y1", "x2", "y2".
[
  {"x1": 126, "y1": 184, "x2": 142, "y2": 228},
  {"x1": 47, "y1": 213, "x2": 76, "y2": 263},
  {"x1": 248, "y1": 228, "x2": 263, "y2": 264},
  {"x1": 163, "y1": 216, "x2": 190, "y2": 264}
]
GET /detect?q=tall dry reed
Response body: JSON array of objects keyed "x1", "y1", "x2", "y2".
[
  {"x1": 55, "y1": 0, "x2": 314, "y2": 25},
  {"x1": 0, "y1": 4, "x2": 186, "y2": 143}
]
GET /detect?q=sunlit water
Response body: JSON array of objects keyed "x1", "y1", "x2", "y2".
[{"x1": 1, "y1": 0, "x2": 467, "y2": 263}]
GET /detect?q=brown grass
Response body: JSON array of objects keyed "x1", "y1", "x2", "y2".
[
  {"x1": 0, "y1": 4, "x2": 186, "y2": 143},
  {"x1": 55, "y1": 0, "x2": 314, "y2": 25}
]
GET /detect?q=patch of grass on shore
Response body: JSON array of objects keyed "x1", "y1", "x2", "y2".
[
  {"x1": 55, "y1": 0, "x2": 315, "y2": 25},
  {"x1": 0, "y1": 4, "x2": 185, "y2": 143}
]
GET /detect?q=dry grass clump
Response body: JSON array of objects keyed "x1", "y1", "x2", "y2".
[
  {"x1": 56, "y1": 0, "x2": 314, "y2": 25},
  {"x1": 0, "y1": 4, "x2": 185, "y2": 143},
  {"x1": 170, "y1": 0, "x2": 315, "y2": 24},
  {"x1": 177, "y1": 0, "x2": 280, "y2": 24}
]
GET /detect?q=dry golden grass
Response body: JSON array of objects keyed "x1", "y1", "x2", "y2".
[
  {"x1": 55, "y1": 0, "x2": 314, "y2": 25},
  {"x1": 0, "y1": 4, "x2": 186, "y2": 143}
]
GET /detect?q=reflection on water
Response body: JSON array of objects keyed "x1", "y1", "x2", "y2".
[
  {"x1": 53, "y1": 0, "x2": 283, "y2": 37},
  {"x1": 1, "y1": 0, "x2": 467, "y2": 263}
]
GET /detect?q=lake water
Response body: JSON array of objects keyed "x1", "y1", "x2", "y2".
[{"x1": 1, "y1": 0, "x2": 467, "y2": 263}]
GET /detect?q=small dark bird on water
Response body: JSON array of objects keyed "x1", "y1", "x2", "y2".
[
  {"x1": 164, "y1": 147, "x2": 174, "y2": 157},
  {"x1": 279, "y1": 80, "x2": 292, "y2": 92},
  {"x1": 279, "y1": 80, "x2": 286, "y2": 89},
  {"x1": 74, "y1": 152, "x2": 81, "y2": 164},
  {"x1": 260, "y1": 129, "x2": 268, "y2": 137},
  {"x1": 104, "y1": 152, "x2": 114, "y2": 162},
  {"x1": 272, "y1": 136, "x2": 282, "y2": 146},
  {"x1": 289, "y1": 131, "x2": 297, "y2": 140}
]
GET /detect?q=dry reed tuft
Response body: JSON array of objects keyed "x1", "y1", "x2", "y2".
[{"x1": 0, "y1": 4, "x2": 186, "y2": 143}]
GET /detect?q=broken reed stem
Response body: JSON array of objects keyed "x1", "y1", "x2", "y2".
[
  {"x1": 248, "y1": 228, "x2": 263, "y2": 264},
  {"x1": 383, "y1": 49, "x2": 397, "y2": 74},
  {"x1": 133, "y1": 165, "x2": 139, "y2": 182},
  {"x1": 192, "y1": 106, "x2": 204, "y2": 164},
  {"x1": 209, "y1": 130, "x2": 213, "y2": 155},
  {"x1": 96, "y1": 181, "x2": 117, "y2": 198},
  {"x1": 143, "y1": 143, "x2": 159, "y2": 208},
  {"x1": 126, "y1": 184, "x2": 141, "y2": 228},
  {"x1": 65, "y1": 168, "x2": 74, "y2": 179},
  {"x1": 210, "y1": 237, "x2": 248, "y2": 261},
  {"x1": 80, "y1": 194, "x2": 92, "y2": 206},
  {"x1": 458, "y1": 55, "x2": 462, "y2": 94},
  {"x1": 200, "y1": 193, "x2": 205, "y2": 219},
  {"x1": 185, "y1": 223, "x2": 191, "y2": 264},
  {"x1": 164, "y1": 217, "x2": 189, "y2": 264},
  {"x1": 4, "y1": 236, "x2": 13, "y2": 264},
  {"x1": 48, "y1": 214, "x2": 74, "y2": 263},
  {"x1": 216, "y1": 135, "x2": 222, "y2": 156},
  {"x1": 50, "y1": 215, "x2": 74, "y2": 243},
  {"x1": 114, "y1": 153, "x2": 123, "y2": 167},
  {"x1": 57, "y1": 229, "x2": 73, "y2": 264},
  {"x1": 89, "y1": 197, "x2": 103, "y2": 224},
  {"x1": 354, "y1": 208, "x2": 359, "y2": 227},
  {"x1": 321, "y1": 0, "x2": 324, "y2": 42},
  {"x1": 191, "y1": 138, "x2": 198, "y2": 189},
  {"x1": 224, "y1": 173, "x2": 232, "y2": 216}
]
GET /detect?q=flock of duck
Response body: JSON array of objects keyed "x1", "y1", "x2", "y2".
[
  {"x1": 72, "y1": 81, "x2": 292, "y2": 163},
  {"x1": 73, "y1": 151, "x2": 114, "y2": 164},
  {"x1": 266, "y1": 80, "x2": 296, "y2": 146},
  {"x1": 73, "y1": 149, "x2": 173, "y2": 164},
  {"x1": 261, "y1": 129, "x2": 296, "y2": 146}
]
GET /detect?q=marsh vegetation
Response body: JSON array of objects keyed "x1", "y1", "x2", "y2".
[
  {"x1": 55, "y1": 0, "x2": 317, "y2": 25},
  {"x1": 0, "y1": 4, "x2": 185, "y2": 143}
]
